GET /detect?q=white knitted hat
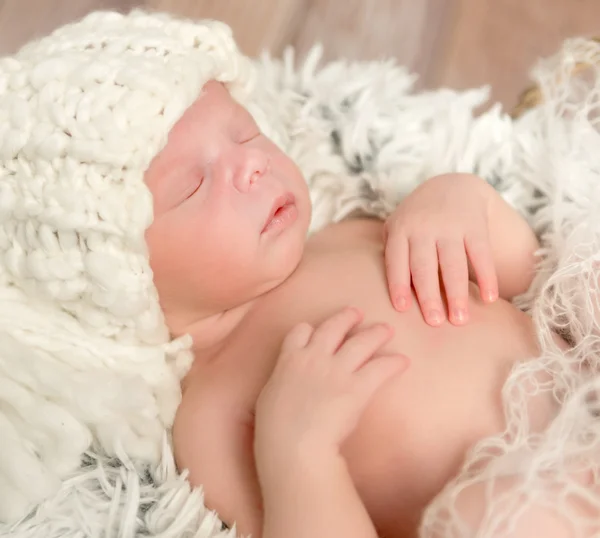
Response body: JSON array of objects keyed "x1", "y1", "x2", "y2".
[{"x1": 0, "y1": 10, "x2": 255, "y2": 522}]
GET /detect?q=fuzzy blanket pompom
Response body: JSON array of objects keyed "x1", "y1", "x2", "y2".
[{"x1": 3, "y1": 33, "x2": 600, "y2": 538}]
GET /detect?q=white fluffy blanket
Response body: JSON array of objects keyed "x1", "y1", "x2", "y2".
[{"x1": 3, "y1": 37, "x2": 600, "y2": 538}]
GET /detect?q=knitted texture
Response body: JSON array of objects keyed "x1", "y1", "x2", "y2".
[
  {"x1": 3, "y1": 10, "x2": 600, "y2": 538},
  {"x1": 0, "y1": 10, "x2": 255, "y2": 523}
]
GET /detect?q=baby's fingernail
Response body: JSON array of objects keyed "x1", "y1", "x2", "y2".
[
  {"x1": 452, "y1": 307, "x2": 468, "y2": 324},
  {"x1": 395, "y1": 295, "x2": 408, "y2": 311},
  {"x1": 427, "y1": 309, "x2": 443, "y2": 326},
  {"x1": 485, "y1": 289, "x2": 498, "y2": 303}
]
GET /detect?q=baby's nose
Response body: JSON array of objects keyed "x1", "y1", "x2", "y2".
[{"x1": 232, "y1": 148, "x2": 269, "y2": 193}]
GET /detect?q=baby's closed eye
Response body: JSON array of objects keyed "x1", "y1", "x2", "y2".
[
  {"x1": 179, "y1": 169, "x2": 204, "y2": 202},
  {"x1": 230, "y1": 105, "x2": 261, "y2": 143}
]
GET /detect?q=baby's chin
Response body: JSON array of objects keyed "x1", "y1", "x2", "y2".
[{"x1": 261, "y1": 238, "x2": 305, "y2": 289}]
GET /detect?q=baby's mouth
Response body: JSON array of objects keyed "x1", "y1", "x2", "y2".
[{"x1": 262, "y1": 193, "x2": 297, "y2": 234}]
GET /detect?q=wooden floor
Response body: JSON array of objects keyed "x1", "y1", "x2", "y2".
[{"x1": 0, "y1": 0, "x2": 599, "y2": 110}]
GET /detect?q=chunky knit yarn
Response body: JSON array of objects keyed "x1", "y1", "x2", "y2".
[{"x1": 0, "y1": 10, "x2": 254, "y2": 523}]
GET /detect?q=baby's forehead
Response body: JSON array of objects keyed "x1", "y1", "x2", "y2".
[
  {"x1": 172, "y1": 80, "x2": 238, "y2": 130},
  {"x1": 194, "y1": 80, "x2": 236, "y2": 110},
  {"x1": 144, "y1": 81, "x2": 240, "y2": 188}
]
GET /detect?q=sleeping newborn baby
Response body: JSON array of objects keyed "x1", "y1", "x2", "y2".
[
  {"x1": 145, "y1": 81, "x2": 573, "y2": 538},
  {"x1": 1, "y1": 10, "x2": 590, "y2": 537}
]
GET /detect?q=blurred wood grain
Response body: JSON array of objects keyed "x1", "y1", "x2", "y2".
[
  {"x1": 1, "y1": 0, "x2": 599, "y2": 109},
  {"x1": 437, "y1": 0, "x2": 600, "y2": 109}
]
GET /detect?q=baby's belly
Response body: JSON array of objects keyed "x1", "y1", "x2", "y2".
[
  {"x1": 265, "y1": 220, "x2": 557, "y2": 537},
  {"x1": 341, "y1": 285, "x2": 546, "y2": 537}
]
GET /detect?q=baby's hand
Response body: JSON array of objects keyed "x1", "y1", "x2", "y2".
[
  {"x1": 384, "y1": 173, "x2": 499, "y2": 326},
  {"x1": 254, "y1": 307, "x2": 408, "y2": 487}
]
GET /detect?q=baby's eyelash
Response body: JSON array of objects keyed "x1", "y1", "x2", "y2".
[
  {"x1": 183, "y1": 176, "x2": 203, "y2": 201},
  {"x1": 239, "y1": 130, "x2": 260, "y2": 144},
  {"x1": 231, "y1": 109, "x2": 261, "y2": 143}
]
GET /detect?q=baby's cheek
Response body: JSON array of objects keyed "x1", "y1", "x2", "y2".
[
  {"x1": 147, "y1": 220, "x2": 195, "y2": 291},
  {"x1": 270, "y1": 148, "x2": 299, "y2": 179},
  {"x1": 146, "y1": 227, "x2": 170, "y2": 278}
]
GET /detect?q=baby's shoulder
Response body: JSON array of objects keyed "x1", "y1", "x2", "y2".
[
  {"x1": 179, "y1": 369, "x2": 254, "y2": 430},
  {"x1": 181, "y1": 343, "x2": 272, "y2": 424}
]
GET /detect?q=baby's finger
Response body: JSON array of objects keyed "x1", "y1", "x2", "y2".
[
  {"x1": 337, "y1": 323, "x2": 394, "y2": 372},
  {"x1": 409, "y1": 239, "x2": 445, "y2": 326},
  {"x1": 437, "y1": 238, "x2": 470, "y2": 325},
  {"x1": 281, "y1": 322, "x2": 314, "y2": 353},
  {"x1": 384, "y1": 231, "x2": 411, "y2": 311},
  {"x1": 309, "y1": 307, "x2": 364, "y2": 353},
  {"x1": 465, "y1": 234, "x2": 499, "y2": 303},
  {"x1": 354, "y1": 354, "x2": 410, "y2": 408}
]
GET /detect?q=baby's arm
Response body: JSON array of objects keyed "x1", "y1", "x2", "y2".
[
  {"x1": 261, "y1": 452, "x2": 378, "y2": 538},
  {"x1": 384, "y1": 173, "x2": 539, "y2": 325},
  {"x1": 475, "y1": 177, "x2": 540, "y2": 301},
  {"x1": 256, "y1": 308, "x2": 409, "y2": 538},
  {"x1": 176, "y1": 390, "x2": 378, "y2": 538},
  {"x1": 172, "y1": 390, "x2": 263, "y2": 537},
  {"x1": 175, "y1": 309, "x2": 408, "y2": 538}
]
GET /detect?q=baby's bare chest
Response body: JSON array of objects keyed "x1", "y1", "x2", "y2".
[
  {"x1": 201, "y1": 219, "x2": 549, "y2": 537},
  {"x1": 226, "y1": 218, "x2": 538, "y2": 411}
]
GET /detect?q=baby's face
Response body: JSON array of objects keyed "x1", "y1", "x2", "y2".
[{"x1": 145, "y1": 81, "x2": 311, "y2": 333}]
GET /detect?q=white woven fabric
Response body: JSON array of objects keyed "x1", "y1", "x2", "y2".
[
  {"x1": 1, "y1": 9, "x2": 600, "y2": 538},
  {"x1": 0, "y1": 10, "x2": 255, "y2": 524}
]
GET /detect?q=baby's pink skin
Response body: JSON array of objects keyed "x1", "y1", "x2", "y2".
[{"x1": 144, "y1": 81, "x2": 312, "y2": 347}]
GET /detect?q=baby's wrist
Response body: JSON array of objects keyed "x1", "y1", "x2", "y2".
[
  {"x1": 257, "y1": 440, "x2": 345, "y2": 494},
  {"x1": 259, "y1": 448, "x2": 348, "y2": 504}
]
